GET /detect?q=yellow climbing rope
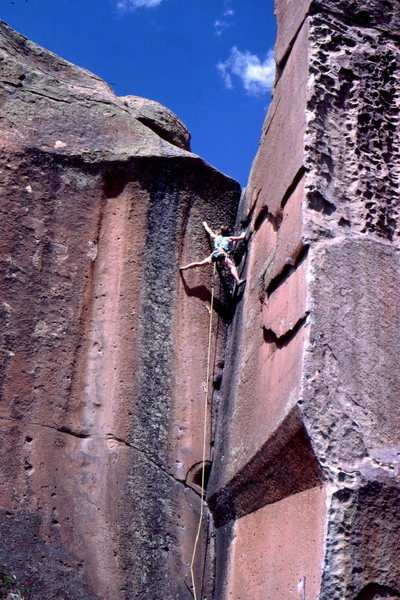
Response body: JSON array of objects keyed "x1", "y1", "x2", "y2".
[{"x1": 190, "y1": 262, "x2": 216, "y2": 600}]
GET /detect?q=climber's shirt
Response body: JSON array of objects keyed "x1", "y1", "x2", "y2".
[
  {"x1": 214, "y1": 235, "x2": 230, "y2": 251},
  {"x1": 211, "y1": 235, "x2": 230, "y2": 262}
]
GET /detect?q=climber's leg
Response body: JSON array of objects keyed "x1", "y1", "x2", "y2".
[
  {"x1": 179, "y1": 255, "x2": 212, "y2": 271},
  {"x1": 223, "y1": 255, "x2": 245, "y2": 284}
]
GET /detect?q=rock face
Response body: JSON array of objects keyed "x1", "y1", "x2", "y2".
[
  {"x1": 2, "y1": 0, "x2": 400, "y2": 597},
  {"x1": 0, "y1": 20, "x2": 240, "y2": 599},
  {"x1": 208, "y1": 1, "x2": 400, "y2": 599}
]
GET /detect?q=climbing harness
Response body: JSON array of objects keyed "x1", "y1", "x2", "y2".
[{"x1": 190, "y1": 262, "x2": 216, "y2": 600}]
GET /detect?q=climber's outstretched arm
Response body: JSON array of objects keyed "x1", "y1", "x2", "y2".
[
  {"x1": 227, "y1": 232, "x2": 246, "y2": 242},
  {"x1": 202, "y1": 221, "x2": 217, "y2": 240}
]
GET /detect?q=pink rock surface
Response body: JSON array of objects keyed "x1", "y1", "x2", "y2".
[
  {"x1": 263, "y1": 255, "x2": 309, "y2": 338},
  {"x1": 0, "y1": 19, "x2": 240, "y2": 600},
  {"x1": 216, "y1": 325, "x2": 308, "y2": 488},
  {"x1": 209, "y1": 172, "x2": 311, "y2": 496},
  {"x1": 247, "y1": 19, "x2": 308, "y2": 221},
  {"x1": 3, "y1": 0, "x2": 400, "y2": 596},
  {"x1": 209, "y1": 0, "x2": 400, "y2": 598},
  {"x1": 269, "y1": 174, "x2": 306, "y2": 280},
  {"x1": 224, "y1": 486, "x2": 326, "y2": 600}
]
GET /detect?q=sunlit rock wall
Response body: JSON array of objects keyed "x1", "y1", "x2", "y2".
[
  {"x1": 208, "y1": 1, "x2": 400, "y2": 599},
  {"x1": 0, "y1": 21, "x2": 240, "y2": 600}
]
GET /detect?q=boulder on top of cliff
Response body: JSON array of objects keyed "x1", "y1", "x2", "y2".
[
  {"x1": 0, "y1": 19, "x2": 191, "y2": 161},
  {"x1": 120, "y1": 95, "x2": 191, "y2": 151}
]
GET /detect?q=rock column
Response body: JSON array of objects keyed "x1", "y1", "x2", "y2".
[{"x1": 208, "y1": 1, "x2": 400, "y2": 599}]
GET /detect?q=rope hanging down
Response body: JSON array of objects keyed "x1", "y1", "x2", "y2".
[{"x1": 190, "y1": 262, "x2": 216, "y2": 600}]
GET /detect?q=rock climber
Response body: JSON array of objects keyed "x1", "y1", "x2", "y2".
[{"x1": 179, "y1": 221, "x2": 246, "y2": 284}]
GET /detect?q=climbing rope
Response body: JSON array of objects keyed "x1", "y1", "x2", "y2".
[{"x1": 190, "y1": 262, "x2": 216, "y2": 600}]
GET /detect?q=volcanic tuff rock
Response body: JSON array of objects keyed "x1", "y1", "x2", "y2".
[
  {"x1": 2, "y1": 0, "x2": 400, "y2": 598},
  {"x1": 0, "y1": 19, "x2": 240, "y2": 600},
  {"x1": 208, "y1": 0, "x2": 400, "y2": 599}
]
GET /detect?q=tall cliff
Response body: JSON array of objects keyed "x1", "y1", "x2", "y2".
[
  {"x1": 208, "y1": 1, "x2": 400, "y2": 599},
  {"x1": 1, "y1": 0, "x2": 400, "y2": 598},
  {"x1": 0, "y1": 20, "x2": 240, "y2": 600}
]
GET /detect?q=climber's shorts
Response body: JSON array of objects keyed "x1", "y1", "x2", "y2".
[{"x1": 211, "y1": 249, "x2": 227, "y2": 262}]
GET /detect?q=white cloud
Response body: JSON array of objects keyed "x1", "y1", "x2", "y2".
[
  {"x1": 214, "y1": 19, "x2": 232, "y2": 36},
  {"x1": 116, "y1": 0, "x2": 163, "y2": 10},
  {"x1": 214, "y1": 6, "x2": 234, "y2": 36},
  {"x1": 217, "y1": 47, "x2": 275, "y2": 96}
]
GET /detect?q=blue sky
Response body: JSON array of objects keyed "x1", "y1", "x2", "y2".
[{"x1": 2, "y1": 0, "x2": 276, "y2": 186}]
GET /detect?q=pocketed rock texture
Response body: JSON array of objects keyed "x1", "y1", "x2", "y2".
[
  {"x1": 208, "y1": 1, "x2": 400, "y2": 599},
  {"x1": 0, "y1": 20, "x2": 240, "y2": 600}
]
